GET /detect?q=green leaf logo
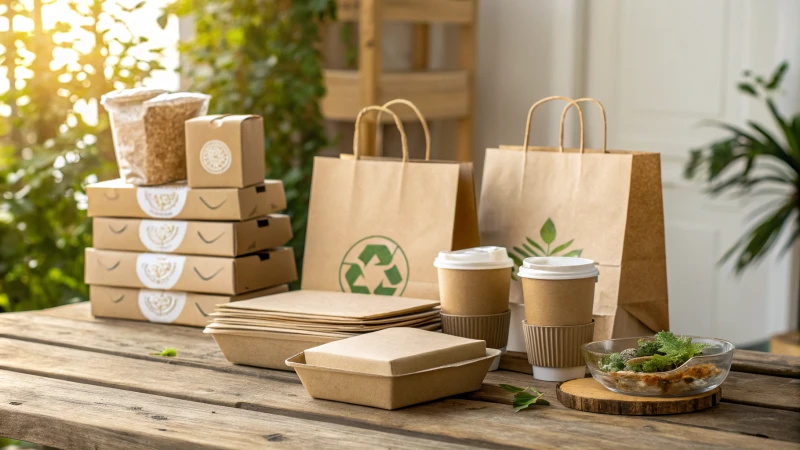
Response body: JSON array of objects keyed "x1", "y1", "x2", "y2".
[
  {"x1": 509, "y1": 218, "x2": 583, "y2": 280},
  {"x1": 339, "y1": 236, "x2": 409, "y2": 296}
]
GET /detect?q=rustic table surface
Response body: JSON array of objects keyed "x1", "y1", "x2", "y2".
[{"x1": 1, "y1": 303, "x2": 799, "y2": 449}]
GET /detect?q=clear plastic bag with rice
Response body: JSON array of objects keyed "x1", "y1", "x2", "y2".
[{"x1": 101, "y1": 88, "x2": 211, "y2": 185}]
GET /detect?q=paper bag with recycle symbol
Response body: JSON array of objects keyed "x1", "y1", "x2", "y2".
[{"x1": 302, "y1": 100, "x2": 480, "y2": 300}]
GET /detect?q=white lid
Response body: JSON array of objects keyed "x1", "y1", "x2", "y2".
[
  {"x1": 433, "y1": 246, "x2": 514, "y2": 270},
  {"x1": 516, "y1": 256, "x2": 599, "y2": 280}
]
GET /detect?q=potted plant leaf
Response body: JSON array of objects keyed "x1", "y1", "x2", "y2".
[{"x1": 684, "y1": 61, "x2": 800, "y2": 337}]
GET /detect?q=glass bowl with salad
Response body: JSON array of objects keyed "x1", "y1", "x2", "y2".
[{"x1": 582, "y1": 331, "x2": 734, "y2": 397}]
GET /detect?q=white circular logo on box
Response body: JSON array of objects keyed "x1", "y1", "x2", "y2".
[
  {"x1": 200, "y1": 140, "x2": 232, "y2": 174},
  {"x1": 136, "y1": 186, "x2": 189, "y2": 219},
  {"x1": 139, "y1": 220, "x2": 188, "y2": 253},
  {"x1": 136, "y1": 253, "x2": 186, "y2": 290},
  {"x1": 138, "y1": 290, "x2": 186, "y2": 323}
]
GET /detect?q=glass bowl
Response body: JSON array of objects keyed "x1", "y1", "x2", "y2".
[{"x1": 582, "y1": 336, "x2": 734, "y2": 397}]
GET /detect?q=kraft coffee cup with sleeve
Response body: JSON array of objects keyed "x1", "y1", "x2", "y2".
[
  {"x1": 517, "y1": 256, "x2": 598, "y2": 381},
  {"x1": 434, "y1": 247, "x2": 514, "y2": 371}
]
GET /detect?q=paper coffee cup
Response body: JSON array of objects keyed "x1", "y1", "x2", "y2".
[
  {"x1": 434, "y1": 247, "x2": 513, "y2": 316},
  {"x1": 523, "y1": 320, "x2": 594, "y2": 382},
  {"x1": 440, "y1": 310, "x2": 511, "y2": 349},
  {"x1": 517, "y1": 257, "x2": 599, "y2": 326}
]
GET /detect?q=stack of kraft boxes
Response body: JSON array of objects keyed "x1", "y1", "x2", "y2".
[{"x1": 84, "y1": 115, "x2": 297, "y2": 327}]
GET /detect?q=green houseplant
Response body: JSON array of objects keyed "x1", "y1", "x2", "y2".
[
  {"x1": 684, "y1": 62, "x2": 799, "y2": 329},
  {"x1": 684, "y1": 62, "x2": 799, "y2": 273}
]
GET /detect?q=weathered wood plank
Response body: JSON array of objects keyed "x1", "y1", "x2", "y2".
[
  {"x1": 484, "y1": 364, "x2": 800, "y2": 413},
  {"x1": 0, "y1": 370, "x2": 473, "y2": 450},
  {"x1": 502, "y1": 349, "x2": 800, "y2": 378},
  {"x1": 0, "y1": 338, "x2": 797, "y2": 448},
  {"x1": 732, "y1": 349, "x2": 800, "y2": 378},
  {"x1": 5, "y1": 308, "x2": 799, "y2": 413}
]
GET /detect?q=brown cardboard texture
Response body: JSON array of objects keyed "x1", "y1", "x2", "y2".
[
  {"x1": 437, "y1": 267, "x2": 510, "y2": 315},
  {"x1": 87, "y1": 178, "x2": 286, "y2": 221},
  {"x1": 186, "y1": 115, "x2": 265, "y2": 188},
  {"x1": 90, "y1": 284, "x2": 288, "y2": 327},
  {"x1": 303, "y1": 328, "x2": 485, "y2": 376},
  {"x1": 206, "y1": 321, "x2": 442, "y2": 335},
  {"x1": 92, "y1": 215, "x2": 291, "y2": 257},
  {"x1": 523, "y1": 320, "x2": 594, "y2": 368},
  {"x1": 209, "y1": 316, "x2": 441, "y2": 333},
  {"x1": 287, "y1": 348, "x2": 501, "y2": 410},
  {"x1": 207, "y1": 329, "x2": 340, "y2": 371},
  {"x1": 221, "y1": 290, "x2": 439, "y2": 320},
  {"x1": 479, "y1": 97, "x2": 669, "y2": 340},
  {"x1": 84, "y1": 247, "x2": 297, "y2": 295},
  {"x1": 440, "y1": 310, "x2": 511, "y2": 349},
  {"x1": 521, "y1": 277, "x2": 595, "y2": 326},
  {"x1": 209, "y1": 308, "x2": 441, "y2": 325}
]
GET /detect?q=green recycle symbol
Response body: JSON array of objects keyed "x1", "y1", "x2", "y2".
[{"x1": 344, "y1": 244, "x2": 404, "y2": 295}]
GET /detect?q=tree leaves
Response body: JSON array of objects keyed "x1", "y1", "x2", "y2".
[{"x1": 500, "y1": 384, "x2": 550, "y2": 412}]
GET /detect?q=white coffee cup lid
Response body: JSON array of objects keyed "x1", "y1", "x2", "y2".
[
  {"x1": 517, "y1": 256, "x2": 599, "y2": 280},
  {"x1": 434, "y1": 246, "x2": 514, "y2": 270}
]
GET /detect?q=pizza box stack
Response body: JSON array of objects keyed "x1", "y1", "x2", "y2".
[
  {"x1": 205, "y1": 290, "x2": 443, "y2": 371},
  {"x1": 85, "y1": 110, "x2": 297, "y2": 327}
]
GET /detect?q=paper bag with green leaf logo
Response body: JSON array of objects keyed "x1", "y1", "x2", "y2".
[
  {"x1": 479, "y1": 96, "x2": 669, "y2": 340},
  {"x1": 303, "y1": 102, "x2": 480, "y2": 299}
]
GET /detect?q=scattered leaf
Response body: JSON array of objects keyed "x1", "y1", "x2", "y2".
[{"x1": 151, "y1": 347, "x2": 177, "y2": 357}]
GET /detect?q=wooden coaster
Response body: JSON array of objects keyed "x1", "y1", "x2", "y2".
[{"x1": 557, "y1": 378, "x2": 721, "y2": 415}]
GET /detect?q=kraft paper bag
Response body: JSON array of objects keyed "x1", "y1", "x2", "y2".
[
  {"x1": 303, "y1": 102, "x2": 480, "y2": 299},
  {"x1": 479, "y1": 96, "x2": 669, "y2": 340}
]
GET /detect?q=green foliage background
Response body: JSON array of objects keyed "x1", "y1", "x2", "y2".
[
  {"x1": 0, "y1": 0, "x2": 334, "y2": 312},
  {"x1": 171, "y1": 0, "x2": 334, "y2": 286},
  {"x1": 0, "y1": 0, "x2": 165, "y2": 312}
]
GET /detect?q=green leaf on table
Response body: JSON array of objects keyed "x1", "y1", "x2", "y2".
[
  {"x1": 499, "y1": 384, "x2": 525, "y2": 394},
  {"x1": 540, "y1": 219, "x2": 556, "y2": 245},
  {"x1": 500, "y1": 384, "x2": 550, "y2": 412},
  {"x1": 151, "y1": 347, "x2": 177, "y2": 357}
]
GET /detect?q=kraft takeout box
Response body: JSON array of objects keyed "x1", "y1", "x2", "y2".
[
  {"x1": 206, "y1": 328, "x2": 342, "y2": 371},
  {"x1": 84, "y1": 247, "x2": 297, "y2": 295},
  {"x1": 92, "y1": 215, "x2": 291, "y2": 257},
  {"x1": 303, "y1": 328, "x2": 485, "y2": 376},
  {"x1": 87, "y1": 179, "x2": 286, "y2": 221},
  {"x1": 286, "y1": 328, "x2": 500, "y2": 409},
  {"x1": 90, "y1": 284, "x2": 288, "y2": 327},
  {"x1": 186, "y1": 115, "x2": 266, "y2": 188}
]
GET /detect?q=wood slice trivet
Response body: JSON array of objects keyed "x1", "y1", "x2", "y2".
[{"x1": 556, "y1": 378, "x2": 721, "y2": 415}]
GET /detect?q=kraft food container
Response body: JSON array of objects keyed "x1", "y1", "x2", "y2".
[
  {"x1": 87, "y1": 179, "x2": 286, "y2": 221},
  {"x1": 286, "y1": 348, "x2": 501, "y2": 410},
  {"x1": 84, "y1": 247, "x2": 297, "y2": 295},
  {"x1": 92, "y1": 215, "x2": 292, "y2": 257},
  {"x1": 186, "y1": 115, "x2": 266, "y2": 188},
  {"x1": 90, "y1": 284, "x2": 288, "y2": 327},
  {"x1": 207, "y1": 328, "x2": 341, "y2": 371}
]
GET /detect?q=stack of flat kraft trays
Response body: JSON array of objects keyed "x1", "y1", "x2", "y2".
[{"x1": 85, "y1": 110, "x2": 297, "y2": 327}]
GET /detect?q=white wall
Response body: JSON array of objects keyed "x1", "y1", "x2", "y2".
[{"x1": 473, "y1": 0, "x2": 800, "y2": 345}]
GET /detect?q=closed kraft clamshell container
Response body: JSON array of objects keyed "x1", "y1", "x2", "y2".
[
  {"x1": 433, "y1": 246, "x2": 513, "y2": 315},
  {"x1": 186, "y1": 115, "x2": 266, "y2": 188},
  {"x1": 517, "y1": 256, "x2": 599, "y2": 326},
  {"x1": 287, "y1": 328, "x2": 500, "y2": 410}
]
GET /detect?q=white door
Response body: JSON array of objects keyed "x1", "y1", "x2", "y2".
[{"x1": 582, "y1": 0, "x2": 800, "y2": 345}]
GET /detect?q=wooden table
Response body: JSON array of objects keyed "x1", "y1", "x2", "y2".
[{"x1": 1, "y1": 303, "x2": 799, "y2": 449}]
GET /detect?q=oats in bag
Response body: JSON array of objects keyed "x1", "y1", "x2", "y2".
[{"x1": 101, "y1": 89, "x2": 211, "y2": 185}]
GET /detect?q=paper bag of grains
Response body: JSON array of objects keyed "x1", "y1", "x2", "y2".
[{"x1": 101, "y1": 89, "x2": 211, "y2": 185}]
